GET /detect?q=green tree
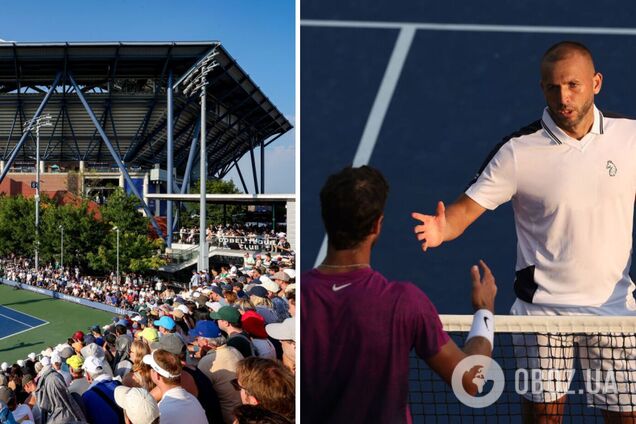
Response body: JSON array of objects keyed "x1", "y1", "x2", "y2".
[
  {"x1": 100, "y1": 188, "x2": 150, "y2": 236},
  {"x1": 0, "y1": 195, "x2": 37, "y2": 257},
  {"x1": 40, "y1": 201, "x2": 109, "y2": 271},
  {"x1": 88, "y1": 188, "x2": 166, "y2": 274}
]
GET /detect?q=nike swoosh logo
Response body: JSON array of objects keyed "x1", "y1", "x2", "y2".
[
  {"x1": 332, "y1": 283, "x2": 352, "y2": 292},
  {"x1": 483, "y1": 316, "x2": 490, "y2": 330}
]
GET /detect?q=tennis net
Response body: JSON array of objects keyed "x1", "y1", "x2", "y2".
[{"x1": 409, "y1": 315, "x2": 636, "y2": 423}]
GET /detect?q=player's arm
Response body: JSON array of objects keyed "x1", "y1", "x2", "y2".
[
  {"x1": 424, "y1": 260, "x2": 496, "y2": 394},
  {"x1": 412, "y1": 194, "x2": 486, "y2": 252}
]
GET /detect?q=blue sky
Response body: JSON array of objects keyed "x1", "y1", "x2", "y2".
[{"x1": 0, "y1": 0, "x2": 295, "y2": 193}]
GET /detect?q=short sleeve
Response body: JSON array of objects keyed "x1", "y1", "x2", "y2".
[
  {"x1": 465, "y1": 142, "x2": 516, "y2": 210},
  {"x1": 399, "y1": 284, "x2": 450, "y2": 358}
]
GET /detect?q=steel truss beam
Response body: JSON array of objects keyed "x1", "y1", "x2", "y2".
[
  {"x1": 68, "y1": 73, "x2": 166, "y2": 240},
  {"x1": 0, "y1": 73, "x2": 62, "y2": 183}
]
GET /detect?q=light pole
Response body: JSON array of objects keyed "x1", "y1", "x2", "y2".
[
  {"x1": 59, "y1": 225, "x2": 64, "y2": 269},
  {"x1": 179, "y1": 49, "x2": 219, "y2": 272},
  {"x1": 23, "y1": 114, "x2": 52, "y2": 271},
  {"x1": 113, "y1": 226, "x2": 120, "y2": 283}
]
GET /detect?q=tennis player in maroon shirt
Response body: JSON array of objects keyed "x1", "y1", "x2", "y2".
[{"x1": 301, "y1": 165, "x2": 497, "y2": 423}]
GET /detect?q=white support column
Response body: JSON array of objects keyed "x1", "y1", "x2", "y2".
[
  {"x1": 143, "y1": 172, "x2": 149, "y2": 217},
  {"x1": 286, "y1": 200, "x2": 296, "y2": 251}
]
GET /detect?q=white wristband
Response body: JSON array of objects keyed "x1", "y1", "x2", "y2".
[{"x1": 466, "y1": 309, "x2": 494, "y2": 351}]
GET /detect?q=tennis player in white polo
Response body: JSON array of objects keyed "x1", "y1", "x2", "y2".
[{"x1": 412, "y1": 41, "x2": 636, "y2": 421}]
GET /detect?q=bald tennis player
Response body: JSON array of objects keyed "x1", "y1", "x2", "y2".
[{"x1": 413, "y1": 41, "x2": 636, "y2": 421}]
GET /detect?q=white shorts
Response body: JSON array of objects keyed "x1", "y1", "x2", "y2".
[{"x1": 510, "y1": 299, "x2": 636, "y2": 411}]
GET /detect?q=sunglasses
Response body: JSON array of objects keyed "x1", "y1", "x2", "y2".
[{"x1": 230, "y1": 378, "x2": 247, "y2": 392}]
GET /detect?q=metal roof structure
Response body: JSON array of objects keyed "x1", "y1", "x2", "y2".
[{"x1": 0, "y1": 42, "x2": 292, "y2": 180}]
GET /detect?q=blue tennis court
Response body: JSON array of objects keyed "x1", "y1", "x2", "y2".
[
  {"x1": 301, "y1": 2, "x2": 636, "y2": 314},
  {"x1": 0, "y1": 304, "x2": 48, "y2": 340},
  {"x1": 301, "y1": 3, "x2": 636, "y2": 422}
]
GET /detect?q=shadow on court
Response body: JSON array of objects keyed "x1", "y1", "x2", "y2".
[
  {"x1": 0, "y1": 341, "x2": 44, "y2": 353},
  {"x1": 2, "y1": 298, "x2": 54, "y2": 307}
]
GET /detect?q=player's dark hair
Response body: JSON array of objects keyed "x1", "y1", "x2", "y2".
[{"x1": 320, "y1": 166, "x2": 389, "y2": 250}]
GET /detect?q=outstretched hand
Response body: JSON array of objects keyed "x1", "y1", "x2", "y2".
[
  {"x1": 412, "y1": 201, "x2": 446, "y2": 251},
  {"x1": 470, "y1": 260, "x2": 496, "y2": 313}
]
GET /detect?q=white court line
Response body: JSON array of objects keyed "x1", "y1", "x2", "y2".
[
  {"x1": 301, "y1": 19, "x2": 636, "y2": 35},
  {"x1": 313, "y1": 26, "x2": 417, "y2": 267},
  {"x1": 0, "y1": 304, "x2": 49, "y2": 324},
  {"x1": 0, "y1": 321, "x2": 49, "y2": 342},
  {"x1": 0, "y1": 312, "x2": 34, "y2": 326}
]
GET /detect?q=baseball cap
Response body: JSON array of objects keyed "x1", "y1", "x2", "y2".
[
  {"x1": 114, "y1": 386, "x2": 160, "y2": 424},
  {"x1": 210, "y1": 286, "x2": 223, "y2": 296},
  {"x1": 27, "y1": 353, "x2": 36, "y2": 361},
  {"x1": 89, "y1": 325, "x2": 102, "y2": 334},
  {"x1": 81, "y1": 343, "x2": 105, "y2": 360},
  {"x1": 247, "y1": 285, "x2": 268, "y2": 298},
  {"x1": 21, "y1": 374, "x2": 33, "y2": 387},
  {"x1": 273, "y1": 271, "x2": 290, "y2": 282},
  {"x1": 139, "y1": 327, "x2": 159, "y2": 343},
  {"x1": 205, "y1": 301, "x2": 223, "y2": 312},
  {"x1": 58, "y1": 345, "x2": 75, "y2": 360},
  {"x1": 260, "y1": 276, "x2": 279, "y2": 293},
  {"x1": 150, "y1": 334, "x2": 184, "y2": 355},
  {"x1": 50, "y1": 351, "x2": 62, "y2": 365},
  {"x1": 153, "y1": 316, "x2": 176, "y2": 331},
  {"x1": 189, "y1": 320, "x2": 221, "y2": 339},
  {"x1": 209, "y1": 306, "x2": 241, "y2": 324},
  {"x1": 72, "y1": 331, "x2": 85, "y2": 341},
  {"x1": 241, "y1": 310, "x2": 268, "y2": 339},
  {"x1": 176, "y1": 304, "x2": 190, "y2": 315},
  {"x1": 283, "y1": 269, "x2": 296, "y2": 279},
  {"x1": 266, "y1": 317, "x2": 295, "y2": 342},
  {"x1": 82, "y1": 356, "x2": 104, "y2": 375},
  {"x1": 66, "y1": 355, "x2": 84, "y2": 371}
]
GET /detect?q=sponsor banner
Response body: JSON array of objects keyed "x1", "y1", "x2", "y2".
[
  {"x1": 1, "y1": 278, "x2": 131, "y2": 316},
  {"x1": 212, "y1": 236, "x2": 278, "y2": 251}
]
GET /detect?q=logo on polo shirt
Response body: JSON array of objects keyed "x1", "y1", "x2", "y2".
[
  {"x1": 607, "y1": 160, "x2": 617, "y2": 177},
  {"x1": 332, "y1": 283, "x2": 352, "y2": 292}
]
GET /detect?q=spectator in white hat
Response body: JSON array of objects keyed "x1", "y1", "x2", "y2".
[
  {"x1": 114, "y1": 386, "x2": 160, "y2": 424},
  {"x1": 81, "y1": 356, "x2": 123, "y2": 424},
  {"x1": 50, "y1": 351, "x2": 72, "y2": 386},
  {"x1": 266, "y1": 318, "x2": 295, "y2": 375},
  {"x1": 260, "y1": 276, "x2": 289, "y2": 323},
  {"x1": 143, "y1": 349, "x2": 207, "y2": 424}
]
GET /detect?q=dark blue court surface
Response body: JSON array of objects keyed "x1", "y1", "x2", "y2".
[
  {"x1": 0, "y1": 305, "x2": 48, "y2": 340},
  {"x1": 301, "y1": 2, "x2": 636, "y2": 315}
]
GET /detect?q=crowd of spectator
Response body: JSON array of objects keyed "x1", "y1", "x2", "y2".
[
  {"x1": 0, "y1": 252, "x2": 295, "y2": 313},
  {"x1": 178, "y1": 225, "x2": 293, "y2": 255},
  {"x1": 0, "y1": 256, "x2": 296, "y2": 423}
]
